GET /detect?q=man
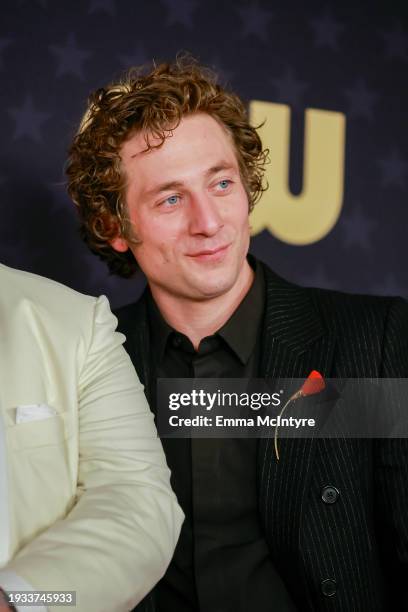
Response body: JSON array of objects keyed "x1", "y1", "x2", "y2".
[
  {"x1": 67, "y1": 58, "x2": 408, "y2": 611},
  {"x1": 0, "y1": 263, "x2": 184, "y2": 612}
]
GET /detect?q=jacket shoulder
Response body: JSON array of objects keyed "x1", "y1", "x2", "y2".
[
  {"x1": 309, "y1": 285, "x2": 394, "y2": 330},
  {"x1": 261, "y1": 260, "x2": 405, "y2": 341},
  {"x1": 0, "y1": 263, "x2": 96, "y2": 324}
]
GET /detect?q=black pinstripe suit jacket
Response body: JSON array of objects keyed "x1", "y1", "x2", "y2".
[{"x1": 115, "y1": 260, "x2": 408, "y2": 612}]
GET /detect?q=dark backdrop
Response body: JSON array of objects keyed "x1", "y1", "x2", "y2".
[{"x1": 1, "y1": 0, "x2": 407, "y2": 308}]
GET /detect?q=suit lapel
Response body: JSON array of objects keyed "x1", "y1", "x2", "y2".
[{"x1": 257, "y1": 263, "x2": 336, "y2": 560}]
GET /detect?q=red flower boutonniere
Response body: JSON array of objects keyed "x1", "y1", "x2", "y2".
[{"x1": 274, "y1": 370, "x2": 326, "y2": 461}]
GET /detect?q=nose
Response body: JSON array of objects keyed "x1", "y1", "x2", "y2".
[{"x1": 188, "y1": 192, "x2": 223, "y2": 236}]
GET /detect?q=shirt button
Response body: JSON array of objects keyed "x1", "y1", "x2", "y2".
[
  {"x1": 172, "y1": 335, "x2": 182, "y2": 348},
  {"x1": 321, "y1": 485, "x2": 340, "y2": 504},
  {"x1": 320, "y1": 578, "x2": 337, "y2": 597}
]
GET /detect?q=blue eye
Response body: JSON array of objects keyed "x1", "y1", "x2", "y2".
[
  {"x1": 218, "y1": 180, "x2": 230, "y2": 189},
  {"x1": 165, "y1": 195, "x2": 179, "y2": 206}
]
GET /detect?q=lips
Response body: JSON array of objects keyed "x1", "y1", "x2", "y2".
[{"x1": 186, "y1": 243, "x2": 231, "y2": 261}]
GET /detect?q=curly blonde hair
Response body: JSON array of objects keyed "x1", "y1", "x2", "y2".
[{"x1": 66, "y1": 56, "x2": 268, "y2": 278}]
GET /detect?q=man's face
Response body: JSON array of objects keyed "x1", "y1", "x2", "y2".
[{"x1": 114, "y1": 113, "x2": 251, "y2": 301}]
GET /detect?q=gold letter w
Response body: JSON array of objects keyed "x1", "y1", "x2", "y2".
[{"x1": 249, "y1": 100, "x2": 346, "y2": 245}]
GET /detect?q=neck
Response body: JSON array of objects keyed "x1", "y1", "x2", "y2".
[{"x1": 150, "y1": 260, "x2": 254, "y2": 350}]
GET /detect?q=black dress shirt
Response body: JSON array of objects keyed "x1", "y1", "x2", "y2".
[
  {"x1": 116, "y1": 258, "x2": 408, "y2": 612},
  {"x1": 148, "y1": 262, "x2": 283, "y2": 612}
]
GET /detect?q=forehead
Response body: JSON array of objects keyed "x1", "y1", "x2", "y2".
[{"x1": 120, "y1": 113, "x2": 238, "y2": 176}]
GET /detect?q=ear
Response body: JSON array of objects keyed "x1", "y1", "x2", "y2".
[{"x1": 110, "y1": 236, "x2": 129, "y2": 252}]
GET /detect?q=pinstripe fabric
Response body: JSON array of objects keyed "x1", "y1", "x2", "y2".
[
  {"x1": 116, "y1": 261, "x2": 408, "y2": 612},
  {"x1": 258, "y1": 266, "x2": 408, "y2": 611}
]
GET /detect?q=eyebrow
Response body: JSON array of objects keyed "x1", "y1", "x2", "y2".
[{"x1": 143, "y1": 162, "x2": 238, "y2": 198}]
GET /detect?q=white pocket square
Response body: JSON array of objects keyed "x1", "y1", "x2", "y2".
[{"x1": 15, "y1": 404, "x2": 57, "y2": 424}]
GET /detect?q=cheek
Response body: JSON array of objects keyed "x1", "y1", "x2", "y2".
[
  {"x1": 235, "y1": 203, "x2": 251, "y2": 231},
  {"x1": 232, "y1": 185, "x2": 251, "y2": 220},
  {"x1": 139, "y1": 239, "x2": 169, "y2": 263},
  {"x1": 141, "y1": 231, "x2": 181, "y2": 267},
  {"x1": 136, "y1": 214, "x2": 180, "y2": 252},
  {"x1": 157, "y1": 240, "x2": 174, "y2": 264},
  {"x1": 150, "y1": 213, "x2": 184, "y2": 239}
]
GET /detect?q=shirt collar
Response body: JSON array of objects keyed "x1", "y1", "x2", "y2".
[
  {"x1": 148, "y1": 256, "x2": 265, "y2": 365},
  {"x1": 147, "y1": 291, "x2": 174, "y2": 364},
  {"x1": 217, "y1": 257, "x2": 264, "y2": 364}
]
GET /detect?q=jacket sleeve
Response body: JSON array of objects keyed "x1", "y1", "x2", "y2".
[
  {"x1": 0, "y1": 295, "x2": 184, "y2": 612},
  {"x1": 375, "y1": 297, "x2": 408, "y2": 606}
]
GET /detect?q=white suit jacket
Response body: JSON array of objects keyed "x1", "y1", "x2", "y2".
[{"x1": 0, "y1": 264, "x2": 183, "y2": 612}]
